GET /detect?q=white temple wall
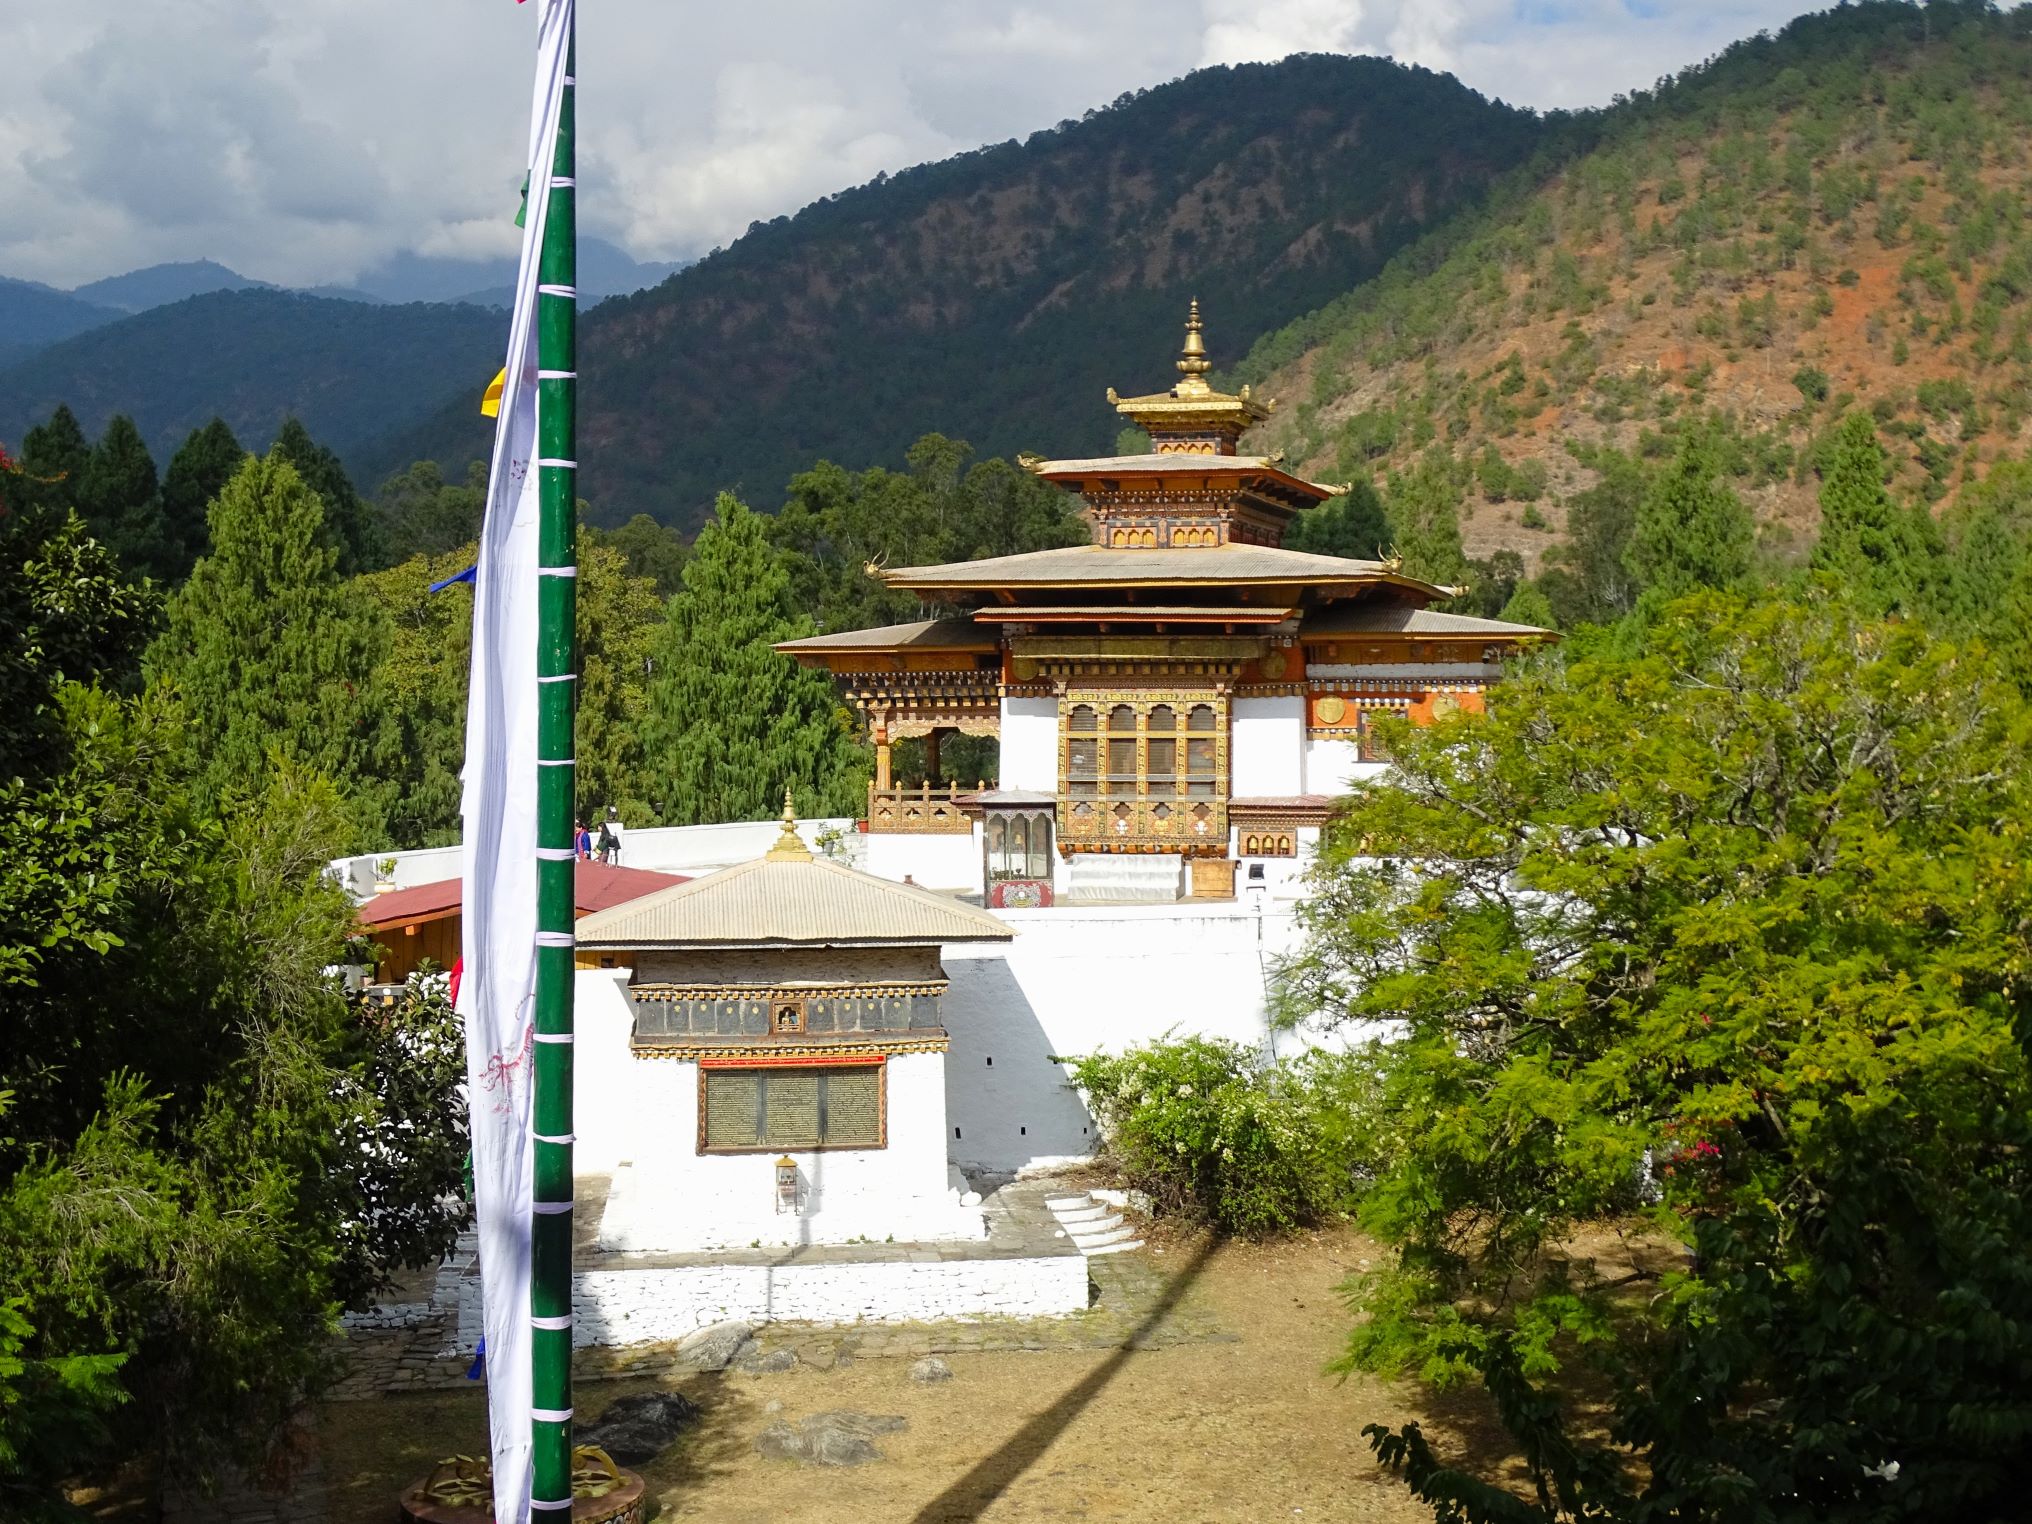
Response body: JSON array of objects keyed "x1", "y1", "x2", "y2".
[
  {"x1": 998, "y1": 696, "x2": 1059, "y2": 793},
  {"x1": 1304, "y1": 737, "x2": 1390, "y2": 796},
  {"x1": 939, "y1": 902, "x2": 1310, "y2": 1174},
  {"x1": 861, "y1": 828, "x2": 983, "y2": 895},
  {"x1": 592, "y1": 1048, "x2": 981, "y2": 1250},
  {"x1": 1231, "y1": 696, "x2": 1306, "y2": 796}
]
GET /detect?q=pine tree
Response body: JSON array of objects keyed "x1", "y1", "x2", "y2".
[
  {"x1": 159, "y1": 418, "x2": 246, "y2": 583},
  {"x1": 1498, "y1": 579, "x2": 1558, "y2": 630},
  {"x1": 1811, "y1": 411, "x2": 1939, "y2": 615},
  {"x1": 77, "y1": 415, "x2": 176, "y2": 584},
  {"x1": 576, "y1": 533, "x2": 662, "y2": 825},
  {"x1": 1286, "y1": 477, "x2": 1391, "y2": 561},
  {"x1": 272, "y1": 418, "x2": 381, "y2": 574},
  {"x1": 1624, "y1": 424, "x2": 1754, "y2": 601},
  {"x1": 16, "y1": 405, "x2": 90, "y2": 515},
  {"x1": 641, "y1": 494, "x2": 866, "y2": 826},
  {"x1": 152, "y1": 451, "x2": 392, "y2": 841},
  {"x1": 1384, "y1": 449, "x2": 1469, "y2": 588}
]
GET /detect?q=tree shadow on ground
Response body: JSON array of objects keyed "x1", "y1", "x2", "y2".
[{"x1": 906, "y1": 1236, "x2": 1219, "y2": 1524}]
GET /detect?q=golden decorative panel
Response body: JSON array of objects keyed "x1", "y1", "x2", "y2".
[
  {"x1": 867, "y1": 783, "x2": 975, "y2": 834},
  {"x1": 1057, "y1": 688, "x2": 1229, "y2": 854}
]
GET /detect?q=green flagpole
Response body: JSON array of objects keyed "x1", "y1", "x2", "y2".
[{"x1": 530, "y1": 20, "x2": 578, "y2": 1517}]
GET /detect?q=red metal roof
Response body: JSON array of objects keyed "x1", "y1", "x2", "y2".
[{"x1": 357, "y1": 861, "x2": 689, "y2": 931}]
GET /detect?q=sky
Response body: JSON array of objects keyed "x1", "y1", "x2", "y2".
[{"x1": 1, "y1": 0, "x2": 1841, "y2": 291}]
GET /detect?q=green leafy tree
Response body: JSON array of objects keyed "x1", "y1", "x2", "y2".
[
  {"x1": 374, "y1": 459, "x2": 486, "y2": 563},
  {"x1": 1539, "y1": 447, "x2": 1646, "y2": 627},
  {"x1": 643, "y1": 494, "x2": 866, "y2": 824},
  {"x1": 272, "y1": 417, "x2": 381, "y2": 574},
  {"x1": 1810, "y1": 411, "x2": 1941, "y2": 615},
  {"x1": 598, "y1": 513, "x2": 689, "y2": 597},
  {"x1": 1624, "y1": 425, "x2": 1753, "y2": 601},
  {"x1": 158, "y1": 417, "x2": 246, "y2": 583},
  {"x1": 0, "y1": 503, "x2": 463, "y2": 1508},
  {"x1": 353, "y1": 545, "x2": 474, "y2": 848},
  {"x1": 1278, "y1": 589, "x2": 2032, "y2": 1523},
  {"x1": 151, "y1": 451, "x2": 393, "y2": 843},
  {"x1": 1383, "y1": 448, "x2": 1468, "y2": 588},
  {"x1": 1285, "y1": 477, "x2": 1391, "y2": 560}
]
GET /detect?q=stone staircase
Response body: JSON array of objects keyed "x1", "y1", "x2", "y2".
[{"x1": 1043, "y1": 1189, "x2": 1144, "y2": 1256}]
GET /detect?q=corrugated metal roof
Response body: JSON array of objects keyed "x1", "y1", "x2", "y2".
[
  {"x1": 882, "y1": 543, "x2": 1442, "y2": 593},
  {"x1": 356, "y1": 861, "x2": 689, "y2": 930},
  {"x1": 574, "y1": 852, "x2": 1014, "y2": 948},
  {"x1": 776, "y1": 617, "x2": 995, "y2": 652},
  {"x1": 1301, "y1": 603, "x2": 1552, "y2": 636}
]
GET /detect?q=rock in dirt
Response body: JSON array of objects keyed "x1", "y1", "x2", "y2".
[
  {"x1": 753, "y1": 1410, "x2": 908, "y2": 1467},
  {"x1": 908, "y1": 1357, "x2": 953, "y2": 1384},
  {"x1": 675, "y1": 1321, "x2": 755, "y2": 1372},
  {"x1": 741, "y1": 1348, "x2": 800, "y2": 1374},
  {"x1": 580, "y1": 1391, "x2": 702, "y2": 1466}
]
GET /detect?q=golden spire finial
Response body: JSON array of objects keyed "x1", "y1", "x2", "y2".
[
  {"x1": 766, "y1": 787, "x2": 812, "y2": 861},
  {"x1": 1175, "y1": 297, "x2": 1212, "y2": 396}
]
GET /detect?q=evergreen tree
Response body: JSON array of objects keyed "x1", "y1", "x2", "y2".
[
  {"x1": 151, "y1": 451, "x2": 392, "y2": 841},
  {"x1": 374, "y1": 459, "x2": 486, "y2": 563},
  {"x1": 1383, "y1": 448, "x2": 1468, "y2": 588},
  {"x1": 1497, "y1": 579, "x2": 1558, "y2": 629},
  {"x1": 76, "y1": 416, "x2": 174, "y2": 583},
  {"x1": 576, "y1": 533, "x2": 662, "y2": 826},
  {"x1": 1539, "y1": 446, "x2": 1646, "y2": 626},
  {"x1": 272, "y1": 418, "x2": 380, "y2": 574},
  {"x1": 1811, "y1": 411, "x2": 1940, "y2": 615},
  {"x1": 159, "y1": 418, "x2": 246, "y2": 583},
  {"x1": 1624, "y1": 424, "x2": 1753, "y2": 601},
  {"x1": 1285, "y1": 477, "x2": 1391, "y2": 561},
  {"x1": 15, "y1": 405, "x2": 90, "y2": 516},
  {"x1": 599, "y1": 513, "x2": 689, "y2": 597},
  {"x1": 642, "y1": 494, "x2": 866, "y2": 825}
]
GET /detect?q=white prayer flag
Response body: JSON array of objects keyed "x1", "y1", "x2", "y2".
[{"x1": 458, "y1": 3, "x2": 574, "y2": 1522}]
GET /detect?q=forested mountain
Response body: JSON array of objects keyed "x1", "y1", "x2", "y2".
[
  {"x1": 0, "y1": 290, "x2": 504, "y2": 465},
  {"x1": 71, "y1": 259, "x2": 268, "y2": 312},
  {"x1": 372, "y1": 53, "x2": 1546, "y2": 526},
  {"x1": 0, "y1": 278, "x2": 120, "y2": 365},
  {"x1": 1238, "y1": 2, "x2": 2032, "y2": 573}
]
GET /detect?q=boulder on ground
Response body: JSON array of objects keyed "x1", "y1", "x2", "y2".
[
  {"x1": 580, "y1": 1391, "x2": 701, "y2": 1466},
  {"x1": 908, "y1": 1356, "x2": 953, "y2": 1384},
  {"x1": 675, "y1": 1321, "x2": 755, "y2": 1372},
  {"x1": 741, "y1": 1348, "x2": 799, "y2": 1374},
  {"x1": 753, "y1": 1410, "x2": 907, "y2": 1467}
]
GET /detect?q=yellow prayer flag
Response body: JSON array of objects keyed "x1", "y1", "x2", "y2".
[{"x1": 480, "y1": 368, "x2": 506, "y2": 418}]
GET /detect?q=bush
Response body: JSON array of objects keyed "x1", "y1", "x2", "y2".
[{"x1": 1064, "y1": 1037, "x2": 1382, "y2": 1235}]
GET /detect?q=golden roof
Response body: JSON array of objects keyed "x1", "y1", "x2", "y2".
[{"x1": 1108, "y1": 299, "x2": 1272, "y2": 445}]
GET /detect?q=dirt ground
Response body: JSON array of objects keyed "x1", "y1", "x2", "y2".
[{"x1": 317, "y1": 1228, "x2": 1517, "y2": 1524}]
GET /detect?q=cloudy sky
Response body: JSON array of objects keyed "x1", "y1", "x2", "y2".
[{"x1": 3, "y1": 0, "x2": 1838, "y2": 290}]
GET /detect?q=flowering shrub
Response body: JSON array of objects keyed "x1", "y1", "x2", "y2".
[{"x1": 1065, "y1": 1036, "x2": 1384, "y2": 1236}]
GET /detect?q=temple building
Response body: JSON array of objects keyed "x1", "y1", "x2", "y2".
[
  {"x1": 782, "y1": 303, "x2": 1549, "y2": 904},
  {"x1": 571, "y1": 796, "x2": 1014, "y2": 1252}
]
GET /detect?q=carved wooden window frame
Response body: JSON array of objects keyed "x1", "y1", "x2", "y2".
[{"x1": 1057, "y1": 690, "x2": 1229, "y2": 849}]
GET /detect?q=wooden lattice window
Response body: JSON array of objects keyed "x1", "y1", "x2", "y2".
[
  {"x1": 699, "y1": 1063, "x2": 885, "y2": 1153},
  {"x1": 1105, "y1": 705, "x2": 1138, "y2": 797},
  {"x1": 1066, "y1": 705, "x2": 1098, "y2": 796}
]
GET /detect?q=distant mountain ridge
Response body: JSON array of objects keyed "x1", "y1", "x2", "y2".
[
  {"x1": 372, "y1": 52, "x2": 1547, "y2": 527},
  {"x1": 0, "y1": 289, "x2": 506, "y2": 465}
]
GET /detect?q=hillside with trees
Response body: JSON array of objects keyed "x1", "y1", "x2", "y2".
[
  {"x1": 374, "y1": 53, "x2": 1546, "y2": 526},
  {"x1": 1237, "y1": 2, "x2": 2032, "y2": 604},
  {"x1": 0, "y1": 290, "x2": 503, "y2": 467}
]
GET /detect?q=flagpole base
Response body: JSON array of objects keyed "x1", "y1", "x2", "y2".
[{"x1": 400, "y1": 1447, "x2": 646, "y2": 1523}]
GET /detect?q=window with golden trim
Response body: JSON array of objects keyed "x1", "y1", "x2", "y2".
[
  {"x1": 699, "y1": 1063, "x2": 885, "y2": 1153},
  {"x1": 1062, "y1": 695, "x2": 1227, "y2": 807}
]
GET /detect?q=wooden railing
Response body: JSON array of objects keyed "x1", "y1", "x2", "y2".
[{"x1": 866, "y1": 781, "x2": 976, "y2": 834}]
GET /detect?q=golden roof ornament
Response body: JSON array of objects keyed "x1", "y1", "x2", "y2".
[
  {"x1": 766, "y1": 788, "x2": 813, "y2": 861},
  {"x1": 1107, "y1": 298, "x2": 1272, "y2": 454}
]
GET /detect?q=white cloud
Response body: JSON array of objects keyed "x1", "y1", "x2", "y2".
[{"x1": 0, "y1": 0, "x2": 1848, "y2": 289}]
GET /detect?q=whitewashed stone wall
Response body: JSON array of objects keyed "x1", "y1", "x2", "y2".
[
  {"x1": 1230, "y1": 695, "x2": 1306, "y2": 796},
  {"x1": 453, "y1": 1254, "x2": 1087, "y2": 1350},
  {"x1": 998, "y1": 696, "x2": 1059, "y2": 793}
]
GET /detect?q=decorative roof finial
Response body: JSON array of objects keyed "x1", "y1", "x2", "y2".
[
  {"x1": 766, "y1": 787, "x2": 812, "y2": 861},
  {"x1": 1175, "y1": 297, "x2": 1212, "y2": 396}
]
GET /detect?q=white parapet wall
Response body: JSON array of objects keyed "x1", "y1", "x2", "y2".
[
  {"x1": 999, "y1": 696, "x2": 1060, "y2": 793},
  {"x1": 1231, "y1": 695, "x2": 1306, "y2": 796},
  {"x1": 861, "y1": 827, "x2": 983, "y2": 895},
  {"x1": 454, "y1": 1250, "x2": 1089, "y2": 1350}
]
